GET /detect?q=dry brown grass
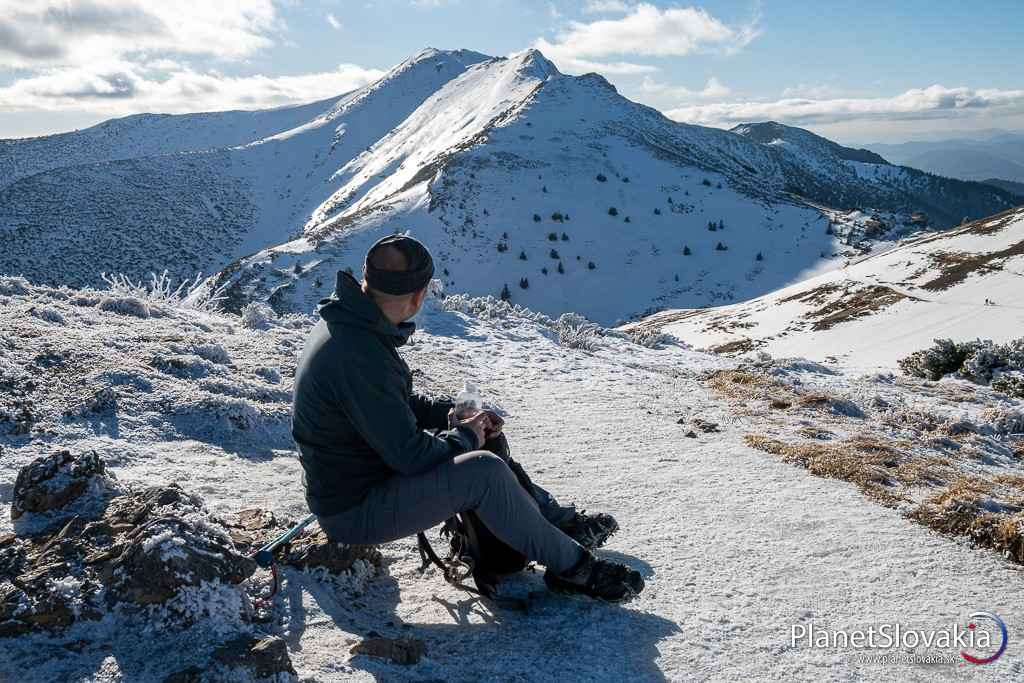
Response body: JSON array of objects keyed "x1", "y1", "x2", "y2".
[
  {"x1": 743, "y1": 434, "x2": 909, "y2": 507},
  {"x1": 707, "y1": 370, "x2": 790, "y2": 402},
  {"x1": 909, "y1": 489, "x2": 1024, "y2": 564},
  {"x1": 806, "y1": 285, "x2": 915, "y2": 331},
  {"x1": 708, "y1": 339, "x2": 756, "y2": 355}
]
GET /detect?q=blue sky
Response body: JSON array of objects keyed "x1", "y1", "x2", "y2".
[{"x1": 1, "y1": 0, "x2": 1022, "y2": 143}]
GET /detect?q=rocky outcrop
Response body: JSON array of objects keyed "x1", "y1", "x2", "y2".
[{"x1": 2, "y1": 451, "x2": 255, "y2": 637}]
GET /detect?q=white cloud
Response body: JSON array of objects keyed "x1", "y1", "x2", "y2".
[
  {"x1": 326, "y1": 13, "x2": 342, "y2": 30},
  {"x1": 780, "y1": 83, "x2": 845, "y2": 99},
  {"x1": 535, "y1": 2, "x2": 759, "y2": 75},
  {"x1": 664, "y1": 85, "x2": 1024, "y2": 127},
  {"x1": 0, "y1": 61, "x2": 387, "y2": 115},
  {"x1": 583, "y1": 0, "x2": 631, "y2": 13},
  {"x1": 0, "y1": 0, "x2": 279, "y2": 68},
  {"x1": 641, "y1": 75, "x2": 730, "y2": 101}
]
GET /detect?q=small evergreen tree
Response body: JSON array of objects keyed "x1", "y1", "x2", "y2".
[
  {"x1": 519, "y1": 250, "x2": 528, "y2": 260},
  {"x1": 683, "y1": 246, "x2": 691, "y2": 255},
  {"x1": 708, "y1": 221, "x2": 717, "y2": 231},
  {"x1": 542, "y1": 267, "x2": 548, "y2": 275},
  {"x1": 500, "y1": 284, "x2": 511, "y2": 301},
  {"x1": 756, "y1": 252, "x2": 763, "y2": 261},
  {"x1": 702, "y1": 178, "x2": 712, "y2": 187},
  {"x1": 716, "y1": 242, "x2": 727, "y2": 251},
  {"x1": 674, "y1": 274, "x2": 679, "y2": 282},
  {"x1": 587, "y1": 261, "x2": 596, "y2": 270},
  {"x1": 624, "y1": 216, "x2": 631, "y2": 223},
  {"x1": 596, "y1": 173, "x2": 607, "y2": 182},
  {"x1": 533, "y1": 213, "x2": 542, "y2": 222},
  {"x1": 561, "y1": 232, "x2": 569, "y2": 241},
  {"x1": 542, "y1": 185, "x2": 548, "y2": 193},
  {"x1": 550, "y1": 248, "x2": 560, "y2": 259},
  {"x1": 608, "y1": 207, "x2": 618, "y2": 216},
  {"x1": 551, "y1": 211, "x2": 564, "y2": 222},
  {"x1": 654, "y1": 207, "x2": 661, "y2": 215},
  {"x1": 519, "y1": 277, "x2": 530, "y2": 289},
  {"x1": 502, "y1": 231, "x2": 508, "y2": 239},
  {"x1": 557, "y1": 261, "x2": 565, "y2": 274},
  {"x1": 548, "y1": 232, "x2": 558, "y2": 241},
  {"x1": 622, "y1": 176, "x2": 630, "y2": 183}
]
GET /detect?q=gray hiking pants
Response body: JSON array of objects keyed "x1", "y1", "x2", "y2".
[{"x1": 316, "y1": 451, "x2": 585, "y2": 574}]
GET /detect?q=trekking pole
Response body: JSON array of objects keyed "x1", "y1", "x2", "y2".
[{"x1": 254, "y1": 513, "x2": 317, "y2": 568}]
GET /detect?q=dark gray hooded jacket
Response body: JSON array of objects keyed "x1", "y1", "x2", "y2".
[{"x1": 292, "y1": 272, "x2": 476, "y2": 515}]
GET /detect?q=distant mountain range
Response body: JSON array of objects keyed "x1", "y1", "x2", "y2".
[
  {"x1": 865, "y1": 132, "x2": 1024, "y2": 184},
  {"x1": 0, "y1": 48, "x2": 1018, "y2": 324}
]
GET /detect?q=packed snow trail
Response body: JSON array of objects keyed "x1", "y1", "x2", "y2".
[{"x1": 0, "y1": 285, "x2": 1020, "y2": 681}]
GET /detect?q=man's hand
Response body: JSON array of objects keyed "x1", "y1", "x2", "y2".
[{"x1": 448, "y1": 409, "x2": 491, "y2": 449}]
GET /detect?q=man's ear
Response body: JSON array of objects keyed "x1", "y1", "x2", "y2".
[{"x1": 412, "y1": 287, "x2": 428, "y2": 308}]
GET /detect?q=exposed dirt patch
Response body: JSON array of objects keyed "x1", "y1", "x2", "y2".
[
  {"x1": 708, "y1": 338, "x2": 756, "y2": 355},
  {"x1": 778, "y1": 282, "x2": 843, "y2": 306},
  {"x1": 805, "y1": 284, "x2": 916, "y2": 331},
  {"x1": 921, "y1": 238, "x2": 1024, "y2": 291}
]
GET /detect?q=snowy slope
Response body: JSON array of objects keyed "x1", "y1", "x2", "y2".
[
  {"x1": 0, "y1": 97, "x2": 340, "y2": 189},
  {"x1": 626, "y1": 207, "x2": 1024, "y2": 370},
  {"x1": 2, "y1": 48, "x2": 1016, "y2": 325},
  {"x1": 2, "y1": 276, "x2": 1022, "y2": 681},
  {"x1": 209, "y1": 50, "x2": 1014, "y2": 325}
]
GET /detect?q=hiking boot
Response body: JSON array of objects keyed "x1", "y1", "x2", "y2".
[
  {"x1": 560, "y1": 511, "x2": 619, "y2": 549},
  {"x1": 544, "y1": 551, "x2": 644, "y2": 602}
]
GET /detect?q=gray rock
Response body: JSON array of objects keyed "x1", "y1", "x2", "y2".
[
  {"x1": 214, "y1": 634, "x2": 296, "y2": 678},
  {"x1": 351, "y1": 636, "x2": 427, "y2": 665}
]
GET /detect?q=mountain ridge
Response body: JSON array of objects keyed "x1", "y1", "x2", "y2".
[{"x1": 0, "y1": 48, "x2": 1017, "y2": 325}]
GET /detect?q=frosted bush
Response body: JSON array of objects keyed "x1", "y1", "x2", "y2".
[
  {"x1": 961, "y1": 343, "x2": 1004, "y2": 382},
  {"x1": 98, "y1": 295, "x2": 153, "y2": 318},
  {"x1": 240, "y1": 302, "x2": 276, "y2": 330},
  {"x1": 101, "y1": 270, "x2": 227, "y2": 313},
  {"x1": 629, "y1": 326, "x2": 669, "y2": 349},
  {"x1": 991, "y1": 371, "x2": 1024, "y2": 399},
  {"x1": 982, "y1": 406, "x2": 1024, "y2": 435},
  {"x1": 0, "y1": 276, "x2": 29, "y2": 296},
  {"x1": 557, "y1": 323, "x2": 600, "y2": 351},
  {"x1": 898, "y1": 338, "x2": 971, "y2": 380},
  {"x1": 900, "y1": 338, "x2": 1024, "y2": 398},
  {"x1": 31, "y1": 306, "x2": 66, "y2": 325}
]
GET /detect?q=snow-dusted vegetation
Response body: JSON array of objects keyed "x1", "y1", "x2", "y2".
[{"x1": 2, "y1": 275, "x2": 1023, "y2": 681}]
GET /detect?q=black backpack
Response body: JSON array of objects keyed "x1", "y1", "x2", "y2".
[{"x1": 416, "y1": 433, "x2": 540, "y2": 610}]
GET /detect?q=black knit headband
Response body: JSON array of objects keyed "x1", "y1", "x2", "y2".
[{"x1": 364, "y1": 234, "x2": 435, "y2": 295}]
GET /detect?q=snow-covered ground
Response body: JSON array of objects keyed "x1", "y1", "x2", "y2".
[
  {"x1": 629, "y1": 207, "x2": 1024, "y2": 372},
  {"x1": 2, "y1": 275, "x2": 1021, "y2": 681}
]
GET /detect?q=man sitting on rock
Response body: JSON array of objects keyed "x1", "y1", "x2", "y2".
[{"x1": 291, "y1": 234, "x2": 643, "y2": 602}]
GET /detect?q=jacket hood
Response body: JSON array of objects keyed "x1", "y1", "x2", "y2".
[{"x1": 317, "y1": 271, "x2": 415, "y2": 346}]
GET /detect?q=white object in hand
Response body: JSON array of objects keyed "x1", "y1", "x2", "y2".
[{"x1": 454, "y1": 382, "x2": 483, "y2": 419}]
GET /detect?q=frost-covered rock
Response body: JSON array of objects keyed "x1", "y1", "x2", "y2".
[
  {"x1": 103, "y1": 515, "x2": 255, "y2": 606},
  {"x1": 11, "y1": 450, "x2": 108, "y2": 521},
  {"x1": 3, "y1": 453, "x2": 262, "y2": 638}
]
